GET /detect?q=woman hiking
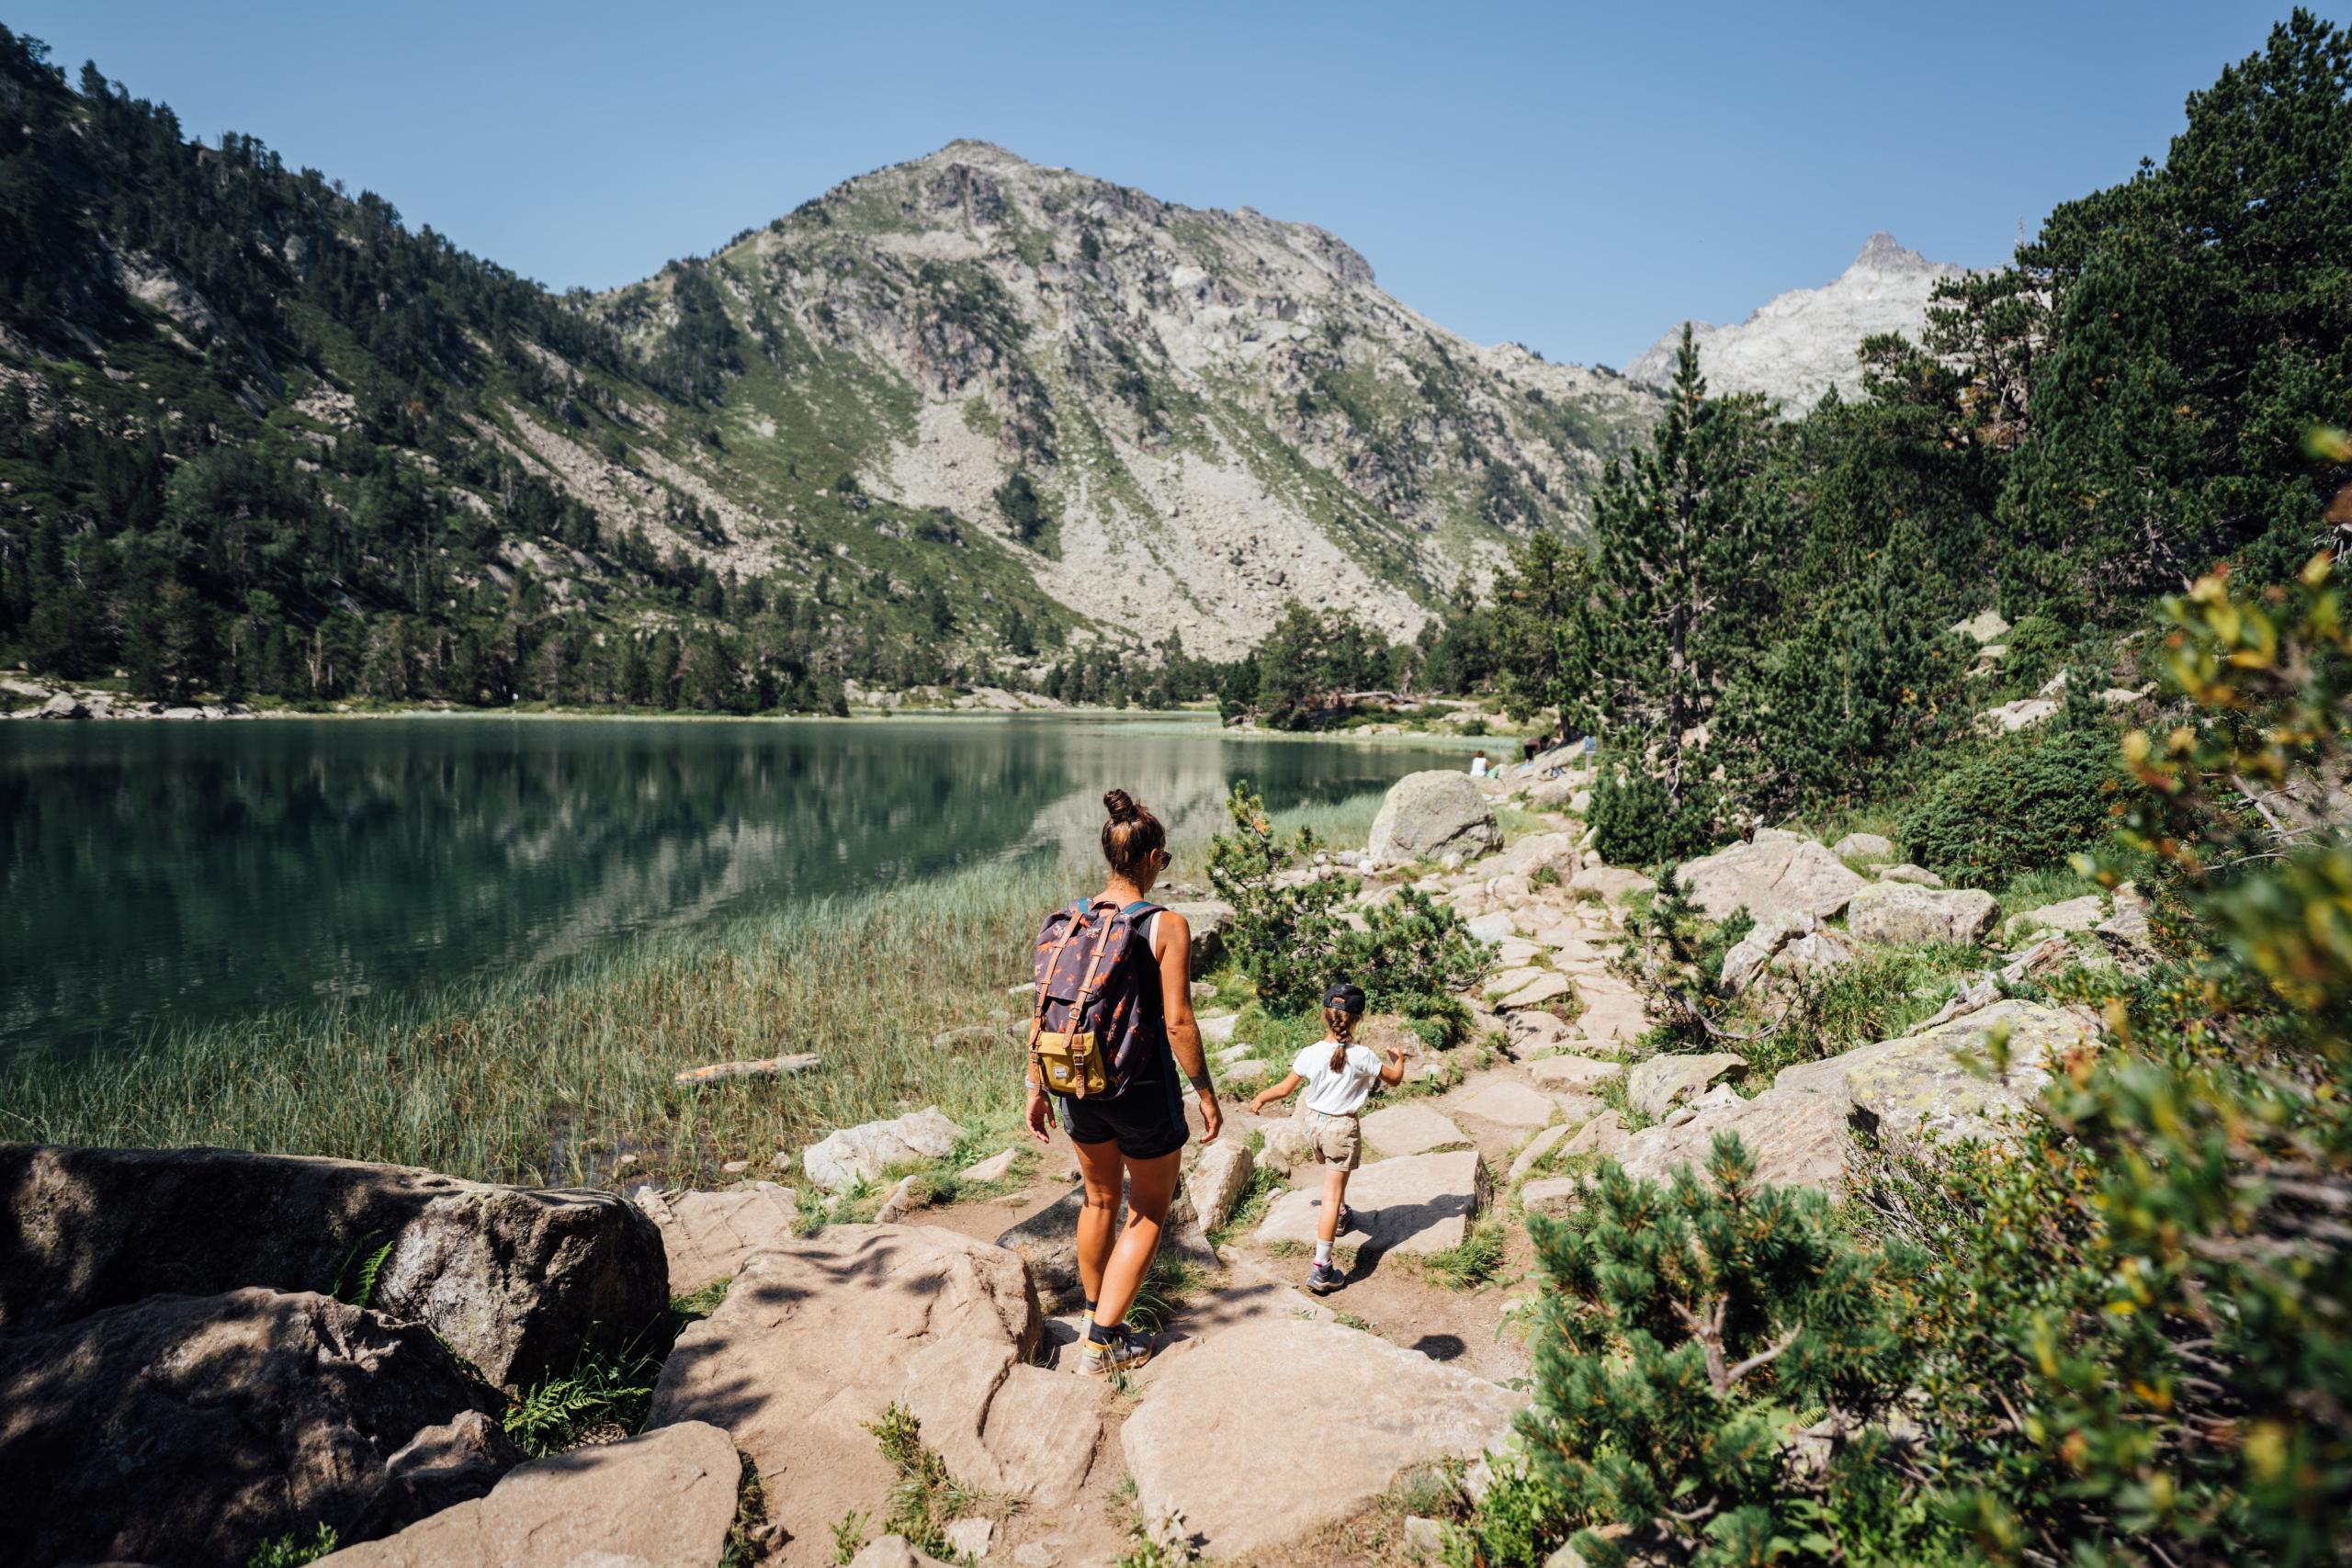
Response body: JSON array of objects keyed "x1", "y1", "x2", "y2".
[{"x1": 1024, "y1": 788, "x2": 1223, "y2": 1374}]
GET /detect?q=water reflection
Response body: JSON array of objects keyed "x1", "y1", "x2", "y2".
[{"x1": 0, "y1": 716, "x2": 1447, "y2": 1053}]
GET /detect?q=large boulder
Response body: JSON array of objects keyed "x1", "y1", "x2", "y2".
[
  {"x1": 1487, "y1": 831, "x2": 1580, "y2": 881},
  {"x1": 0, "y1": 1288, "x2": 519, "y2": 1568},
  {"x1": 634, "y1": 1183, "x2": 801, "y2": 1297},
  {"x1": 1716, "y1": 909, "x2": 1816, "y2": 997},
  {"x1": 1615, "y1": 1086, "x2": 1854, "y2": 1191},
  {"x1": 1810, "y1": 998, "x2": 2098, "y2": 1154},
  {"x1": 1674, "y1": 830, "x2": 1867, "y2": 923},
  {"x1": 317, "y1": 1420, "x2": 741, "y2": 1568},
  {"x1": 1624, "y1": 1053, "x2": 1747, "y2": 1119},
  {"x1": 1161, "y1": 899, "x2": 1237, "y2": 970},
  {"x1": 995, "y1": 1179, "x2": 1216, "y2": 1304},
  {"x1": 0, "y1": 1144, "x2": 665, "y2": 1386},
  {"x1": 800, "y1": 1107, "x2": 966, "y2": 1193},
  {"x1": 1831, "y1": 832, "x2": 1895, "y2": 863},
  {"x1": 1255, "y1": 1149, "x2": 1489, "y2": 1256},
  {"x1": 1122, "y1": 1318, "x2": 1518, "y2": 1560},
  {"x1": 1846, "y1": 883, "x2": 2000, "y2": 947},
  {"x1": 650, "y1": 1226, "x2": 1109, "y2": 1560},
  {"x1": 1367, "y1": 772, "x2": 1502, "y2": 866}
]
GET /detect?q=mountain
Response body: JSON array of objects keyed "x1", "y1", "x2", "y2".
[
  {"x1": 0, "y1": 33, "x2": 1661, "y2": 714},
  {"x1": 594, "y1": 141, "x2": 1659, "y2": 655},
  {"x1": 1625, "y1": 232, "x2": 1972, "y2": 412}
]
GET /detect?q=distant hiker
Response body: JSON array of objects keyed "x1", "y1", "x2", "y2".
[
  {"x1": 1024, "y1": 787, "x2": 1223, "y2": 1375},
  {"x1": 1244, "y1": 982, "x2": 1404, "y2": 1295},
  {"x1": 1469, "y1": 750, "x2": 1489, "y2": 778}
]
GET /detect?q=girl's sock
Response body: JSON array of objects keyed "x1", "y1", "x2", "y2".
[
  {"x1": 1083, "y1": 1299, "x2": 1097, "y2": 1325},
  {"x1": 1313, "y1": 1240, "x2": 1333, "y2": 1266},
  {"x1": 1088, "y1": 1316, "x2": 1118, "y2": 1345}
]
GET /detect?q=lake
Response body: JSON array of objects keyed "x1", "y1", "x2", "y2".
[{"x1": 0, "y1": 714, "x2": 1455, "y2": 1054}]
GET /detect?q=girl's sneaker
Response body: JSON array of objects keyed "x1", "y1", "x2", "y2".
[
  {"x1": 1306, "y1": 1260, "x2": 1345, "y2": 1295},
  {"x1": 1077, "y1": 1324, "x2": 1154, "y2": 1376}
]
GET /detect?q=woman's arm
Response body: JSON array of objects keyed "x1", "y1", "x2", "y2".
[
  {"x1": 1248, "y1": 1072, "x2": 1304, "y2": 1116},
  {"x1": 1376, "y1": 1046, "x2": 1408, "y2": 1087},
  {"x1": 1156, "y1": 911, "x2": 1222, "y2": 1144}
]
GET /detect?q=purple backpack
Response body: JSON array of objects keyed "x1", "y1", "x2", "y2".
[{"x1": 1028, "y1": 898, "x2": 1164, "y2": 1098}]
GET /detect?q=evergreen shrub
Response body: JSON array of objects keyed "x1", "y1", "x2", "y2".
[{"x1": 1897, "y1": 721, "x2": 2122, "y2": 889}]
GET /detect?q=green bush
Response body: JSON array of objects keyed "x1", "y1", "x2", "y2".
[
  {"x1": 1334, "y1": 886, "x2": 1490, "y2": 1018},
  {"x1": 1897, "y1": 718, "x2": 2122, "y2": 889},
  {"x1": 1204, "y1": 780, "x2": 1353, "y2": 1013},
  {"x1": 1588, "y1": 760, "x2": 1716, "y2": 868}
]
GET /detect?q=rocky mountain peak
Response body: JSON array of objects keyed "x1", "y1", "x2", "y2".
[{"x1": 1851, "y1": 230, "x2": 1938, "y2": 274}]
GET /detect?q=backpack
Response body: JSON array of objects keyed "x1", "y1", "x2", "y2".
[{"x1": 1027, "y1": 898, "x2": 1164, "y2": 1099}]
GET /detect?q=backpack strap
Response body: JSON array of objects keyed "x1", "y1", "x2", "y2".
[{"x1": 1027, "y1": 901, "x2": 1091, "y2": 1047}]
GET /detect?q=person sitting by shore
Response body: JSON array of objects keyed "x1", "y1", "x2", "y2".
[
  {"x1": 1024, "y1": 788, "x2": 1222, "y2": 1375},
  {"x1": 1244, "y1": 982, "x2": 1403, "y2": 1294},
  {"x1": 1470, "y1": 749, "x2": 1489, "y2": 778}
]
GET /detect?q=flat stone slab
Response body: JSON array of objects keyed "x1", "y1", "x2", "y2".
[
  {"x1": 318, "y1": 1421, "x2": 740, "y2": 1568},
  {"x1": 1199, "y1": 1013, "x2": 1240, "y2": 1043},
  {"x1": 635, "y1": 1184, "x2": 801, "y2": 1295},
  {"x1": 1520, "y1": 1176, "x2": 1579, "y2": 1214},
  {"x1": 1448, "y1": 1077, "x2": 1561, "y2": 1129},
  {"x1": 1495, "y1": 972, "x2": 1574, "y2": 1012},
  {"x1": 1360, "y1": 1103, "x2": 1471, "y2": 1157},
  {"x1": 1572, "y1": 982, "x2": 1647, "y2": 1049},
  {"x1": 1526, "y1": 1054, "x2": 1623, "y2": 1092},
  {"x1": 1255, "y1": 1149, "x2": 1488, "y2": 1256},
  {"x1": 1625, "y1": 1053, "x2": 1747, "y2": 1119},
  {"x1": 1123, "y1": 1319, "x2": 1519, "y2": 1561},
  {"x1": 1464, "y1": 911, "x2": 1519, "y2": 942},
  {"x1": 1565, "y1": 1111, "x2": 1627, "y2": 1157},
  {"x1": 1506, "y1": 1122, "x2": 1571, "y2": 1183}
]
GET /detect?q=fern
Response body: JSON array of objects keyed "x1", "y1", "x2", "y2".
[
  {"x1": 244, "y1": 1524, "x2": 338, "y2": 1568},
  {"x1": 328, "y1": 1234, "x2": 395, "y2": 1308},
  {"x1": 502, "y1": 1348, "x2": 661, "y2": 1457}
]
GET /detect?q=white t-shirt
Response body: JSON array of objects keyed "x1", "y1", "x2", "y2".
[
  {"x1": 1290, "y1": 1043, "x2": 1384, "y2": 1116},
  {"x1": 1470, "y1": 755, "x2": 1489, "y2": 777}
]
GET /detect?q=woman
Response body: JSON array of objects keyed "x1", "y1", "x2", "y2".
[{"x1": 1025, "y1": 788, "x2": 1223, "y2": 1375}]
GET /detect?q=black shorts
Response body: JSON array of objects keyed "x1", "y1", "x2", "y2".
[{"x1": 1058, "y1": 1066, "x2": 1190, "y2": 1162}]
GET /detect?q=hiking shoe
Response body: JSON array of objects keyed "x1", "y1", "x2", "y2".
[
  {"x1": 1306, "y1": 1260, "x2": 1346, "y2": 1295},
  {"x1": 1077, "y1": 1325, "x2": 1154, "y2": 1376},
  {"x1": 1311, "y1": 1199, "x2": 1355, "y2": 1232}
]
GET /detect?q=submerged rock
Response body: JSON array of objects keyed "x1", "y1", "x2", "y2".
[{"x1": 0, "y1": 1288, "x2": 518, "y2": 1568}]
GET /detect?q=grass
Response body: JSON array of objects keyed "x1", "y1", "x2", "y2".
[
  {"x1": 1418, "y1": 1214, "x2": 1509, "y2": 1292},
  {"x1": 1996, "y1": 863, "x2": 2104, "y2": 922},
  {"x1": 244, "y1": 1525, "x2": 340, "y2": 1568}
]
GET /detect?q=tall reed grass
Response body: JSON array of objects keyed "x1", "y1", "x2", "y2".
[{"x1": 0, "y1": 793, "x2": 1386, "y2": 1185}]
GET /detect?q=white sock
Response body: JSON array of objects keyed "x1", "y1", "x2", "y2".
[{"x1": 1314, "y1": 1240, "x2": 1333, "y2": 1265}]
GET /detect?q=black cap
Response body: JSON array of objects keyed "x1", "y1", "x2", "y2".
[{"x1": 1323, "y1": 982, "x2": 1367, "y2": 1013}]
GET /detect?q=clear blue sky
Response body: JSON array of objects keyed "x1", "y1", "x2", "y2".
[{"x1": 9, "y1": 1, "x2": 2328, "y2": 367}]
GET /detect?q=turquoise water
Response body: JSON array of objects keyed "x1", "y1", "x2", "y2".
[{"x1": 0, "y1": 714, "x2": 1450, "y2": 1053}]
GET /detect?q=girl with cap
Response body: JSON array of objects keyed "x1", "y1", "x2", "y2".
[{"x1": 1245, "y1": 981, "x2": 1405, "y2": 1294}]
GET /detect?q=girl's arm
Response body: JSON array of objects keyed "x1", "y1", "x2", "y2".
[
  {"x1": 1156, "y1": 910, "x2": 1222, "y2": 1145},
  {"x1": 1249, "y1": 1073, "x2": 1304, "y2": 1116},
  {"x1": 1376, "y1": 1046, "x2": 1408, "y2": 1087}
]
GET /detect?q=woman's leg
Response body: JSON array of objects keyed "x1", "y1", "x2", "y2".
[
  {"x1": 1091, "y1": 1147, "x2": 1182, "y2": 1329},
  {"x1": 1317, "y1": 1167, "x2": 1350, "y2": 1245},
  {"x1": 1071, "y1": 1137, "x2": 1126, "y2": 1314}
]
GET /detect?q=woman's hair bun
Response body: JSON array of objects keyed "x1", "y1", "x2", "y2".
[{"x1": 1102, "y1": 788, "x2": 1138, "y2": 822}]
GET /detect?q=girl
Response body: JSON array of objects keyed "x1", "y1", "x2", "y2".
[
  {"x1": 1246, "y1": 982, "x2": 1405, "y2": 1294},
  {"x1": 1025, "y1": 788, "x2": 1224, "y2": 1375}
]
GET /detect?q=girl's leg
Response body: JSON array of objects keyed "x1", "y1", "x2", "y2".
[
  {"x1": 1317, "y1": 1167, "x2": 1350, "y2": 1245},
  {"x1": 1071, "y1": 1137, "x2": 1126, "y2": 1314},
  {"x1": 1091, "y1": 1147, "x2": 1182, "y2": 1329}
]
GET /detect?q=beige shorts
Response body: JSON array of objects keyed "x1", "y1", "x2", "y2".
[{"x1": 1296, "y1": 1108, "x2": 1362, "y2": 1170}]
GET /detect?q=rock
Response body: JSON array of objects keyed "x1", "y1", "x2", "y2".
[
  {"x1": 1488, "y1": 831, "x2": 1579, "y2": 881},
  {"x1": 851, "y1": 1537, "x2": 956, "y2": 1568},
  {"x1": 1258, "y1": 1117, "x2": 1313, "y2": 1170},
  {"x1": 1356, "y1": 1012, "x2": 1425, "y2": 1055},
  {"x1": 1184, "y1": 1140, "x2": 1256, "y2": 1231},
  {"x1": 1571, "y1": 980, "x2": 1648, "y2": 1050},
  {"x1": 932, "y1": 1025, "x2": 999, "y2": 1050},
  {"x1": 874, "y1": 1174, "x2": 923, "y2": 1223},
  {"x1": 1405, "y1": 1515, "x2": 1448, "y2": 1559},
  {"x1": 960, "y1": 1148, "x2": 1020, "y2": 1183},
  {"x1": 0, "y1": 1144, "x2": 664, "y2": 1387},
  {"x1": 1494, "y1": 970, "x2": 1574, "y2": 1011},
  {"x1": 1784, "y1": 998, "x2": 2099, "y2": 1155},
  {"x1": 1224, "y1": 1059, "x2": 1268, "y2": 1085},
  {"x1": 2002, "y1": 932, "x2": 2092, "y2": 982},
  {"x1": 1526, "y1": 1055, "x2": 1624, "y2": 1092},
  {"x1": 1570, "y1": 865, "x2": 1654, "y2": 901},
  {"x1": 673, "y1": 1052, "x2": 820, "y2": 1086},
  {"x1": 801, "y1": 1107, "x2": 966, "y2": 1192},
  {"x1": 1520, "y1": 1176, "x2": 1580, "y2": 1213},
  {"x1": 1255, "y1": 1149, "x2": 1489, "y2": 1256},
  {"x1": 718, "y1": 1158, "x2": 751, "y2": 1174},
  {"x1": 1624, "y1": 1053, "x2": 1747, "y2": 1119},
  {"x1": 1465, "y1": 911, "x2": 1520, "y2": 942},
  {"x1": 315, "y1": 1421, "x2": 740, "y2": 1568},
  {"x1": 2005, "y1": 895, "x2": 2106, "y2": 941},
  {"x1": 1952, "y1": 608, "x2": 2011, "y2": 645},
  {"x1": 1877, "y1": 863, "x2": 1943, "y2": 887},
  {"x1": 1198, "y1": 1012, "x2": 1240, "y2": 1044},
  {"x1": 1450, "y1": 1077, "x2": 1562, "y2": 1129},
  {"x1": 1675, "y1": 829, "x2": 1867, "y2": 923},
  {"x1": 635, "y1": 1184, "x2": 801, "y2": 1296},
  {"x1": 1831, "y1": 831, "x2": 1895, "y2": 863},
  {"x1": 1775, "y1": 927, "x2": 1858, "y2": 979},
  {"x1": 1368, "y1": 772, "x2": 1503, "y2": 866},
  {"x1": 2097, "y1": 881, "x2": 2157, "y2": 959},
  {"x1": 1191, "y1": 979, "x2": 1216, "y2": 1001},
  {"x1": 772, "y1": 1149, "x2": 795, "y2": 1171},
  {"x1": 996, "y1": 1181, "x2": 1216, "y2": 1303},
  {"x1": 1214, "y1": 1042, "x2": 1256, "y2": 1069},
  {"x1": 1563, "y1": 1111, "x2": 1627, "y2": 1157},
  {"x1": 1361, "y1": 1103, "x2": 1471, "y2": 1157},
  {"x1": 1507, "y1": 1122, "x2": 1573, "y2": 1182},
  {"x1": 651, "y1": 1226, "x2": 1108, "y2": 1559},
  {"x1": 38, "y1": 692, "x2": 85, "y2": 719},
  {"x1": 1162, "y1": 899, "x2": 1237, "y2": 969},
  {"x1": 1507, "y1": 1010, "x2": 1573, "y2": 1054},
  {"x1": 1716, "y1": 909, "x2": 1815, "y2": 997},
  {"x1": 1012, "y1": 1544, "x2": 1060, "y2": 1568},
  {"x1": 1616, "y1": 1086, "x2": 1853, "y2": 1190},
  {"x1": 1525, "y1": 774, "x2": 1577, "y2": 808},
  {"x1": 1493, "y1": 938, "x2": 1542, "y2": 967},
  {"x1": 0, "y1": 1288, "x2": 519, "y2": 1568},
  {"x1": 1979, "y1": 696, "x2": 2061, "y2": 734},
  {"x1": 1121, "y1": 1318, "x2": 1518, "y2": 1560},
  {"x1": 944, "y1": 1517, "x2": 997, "y2": 1559},
  {"x1": 1847, "y1": 883, "x2": 1999, "y2": 946}
]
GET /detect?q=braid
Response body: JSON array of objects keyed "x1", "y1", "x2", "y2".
[{"x1": 1325, "y1": 1006, "x2": 1356, "y2": 1072}]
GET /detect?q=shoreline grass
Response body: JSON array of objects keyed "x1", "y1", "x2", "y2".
[{"x1": 0, "y1": 794, "x2": 1387, "y2": 1185}]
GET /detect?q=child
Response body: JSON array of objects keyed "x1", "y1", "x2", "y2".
[{"x1": 1246, "y1": 981, "x2": 1406, "y2": 1294}]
